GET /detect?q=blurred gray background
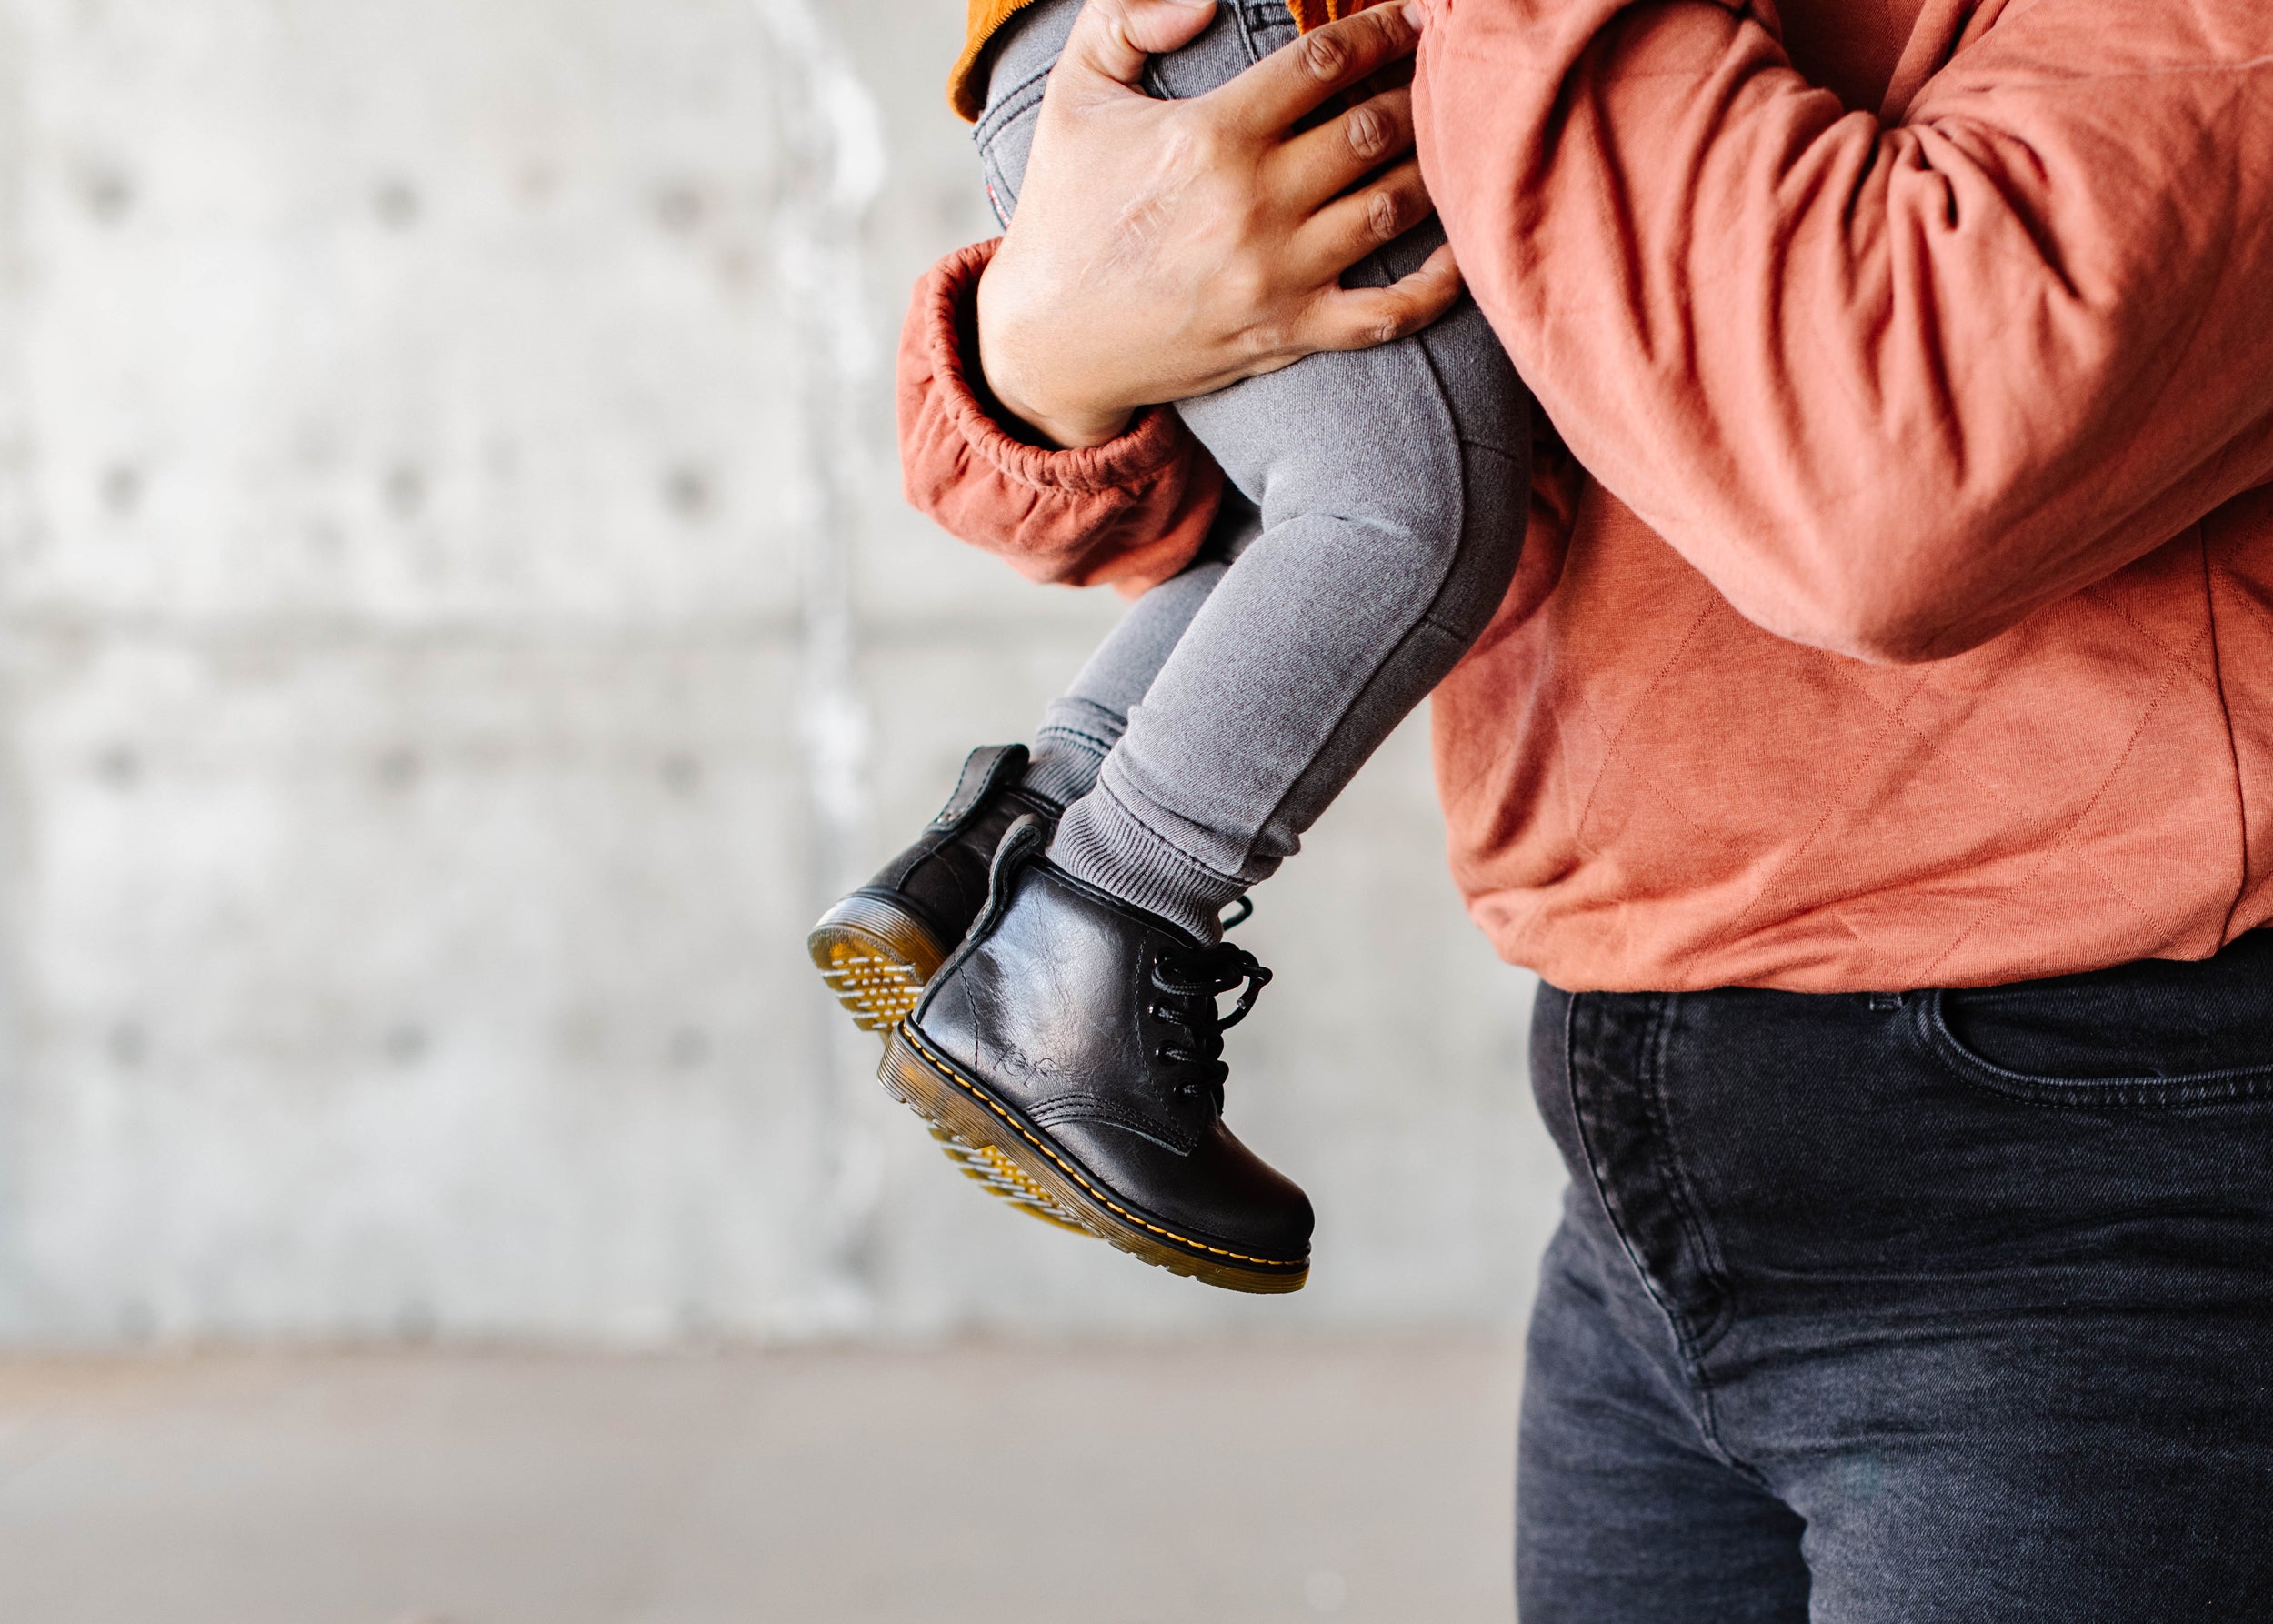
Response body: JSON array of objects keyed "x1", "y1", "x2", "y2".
[{"x1": 0, "y1": 0, "x2": 1564, "y2": 1616}]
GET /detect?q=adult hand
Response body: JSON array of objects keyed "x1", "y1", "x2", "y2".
[{"x1": 976, "y1": 0, "x2": 1460, "y2": 448}]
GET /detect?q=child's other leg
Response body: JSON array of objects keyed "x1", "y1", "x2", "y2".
[
  {"x1": 806, "y1": 0, "x2": 1246, "y2": 1040},
  {"x1": 975, "y1": 0, "x2": 1245, "y2": 813},
  {"x1": 866, "y1": 0, "x2": 1317, "y2": 1294},
  {"x1": 805, "y1": 521, "x2": 1237, "y2": 1034},
  {"x1": 1022, "y1": 522, "x2": 1240, "y2": 808}
]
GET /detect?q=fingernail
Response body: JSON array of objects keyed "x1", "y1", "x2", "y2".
[{"x1": 1400, "y1": 0, "x2": 1425, "y2": 25}]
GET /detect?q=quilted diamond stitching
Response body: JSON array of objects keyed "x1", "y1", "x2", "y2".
[
  {"x1": 1587, "y1": 586, "x2": 2195, "y2": 981},
  {"x1": 1668, "y1": 660, "x2": 1938, "y2": 981},
  {"x1": 1917, "y1": 627, "x2": 2207, "y2": 984},
  {"x1": 1555, "y1": 559, "x2": 2218, "y2": 982},
  {"x1": 2077, "y1": 583, "x2": 2223, "y2": 697},
  {"x1": 1567, "y1": 595, "x2": 1722, "y2": 855}
]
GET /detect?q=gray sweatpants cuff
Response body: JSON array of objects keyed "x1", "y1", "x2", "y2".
[
  {"x1": 1021, "y1": 721, "x2": 1113, "y2": 809},
  {"x1": 1047, "y1": 781, "x2": 1245, "y2": 944}
]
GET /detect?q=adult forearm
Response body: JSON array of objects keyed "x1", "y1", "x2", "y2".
[{"x1": 1413, "y1": 0, "x2": 2273, "y2": 662}]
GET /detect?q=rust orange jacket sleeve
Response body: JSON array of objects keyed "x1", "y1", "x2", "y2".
[
  {"x1": 1412, "y1": 0, "x2": 2273, "y2": 662},
  {"x1": 896, "y1": 239, "x2": 1225, "y2": 595}
]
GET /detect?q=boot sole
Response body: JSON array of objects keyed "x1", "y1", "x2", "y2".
[
  {"x1": 807, "y1": 892, "x2": 1092, "y2": 1236},
  {"x1": 806, "y1": 893, "x2": 948, "y2": 1034},
  {"x1": 878, "y1": 1024, "x2": 1310, "y2": 1295}
]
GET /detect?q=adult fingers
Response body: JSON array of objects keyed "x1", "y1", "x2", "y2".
[
  {"x1": 1055, "y1": 0, "x2": 1220, "y2": 95},
  {"x1": 1294, "y1": 240, "x2": 1465, "y2": 353},
  {"x1": 1269, "y1": 84, "x2": 1415, "y2": 213},
  {"x1": 1287, "y1": 158, "x2": 1434, "y2": 283},
  {"x1": 1207, "y1": 4, "x2": 1422, "y2": 139}
]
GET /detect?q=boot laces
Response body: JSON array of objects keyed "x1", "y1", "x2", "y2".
[{"x1": 1147, "y1": 942, "x2": 1273, "y2": 1108}]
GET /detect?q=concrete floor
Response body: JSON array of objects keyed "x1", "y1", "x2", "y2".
[{"x1": 0, "y1": 1339, "x2": 1521, "y2": 1623}]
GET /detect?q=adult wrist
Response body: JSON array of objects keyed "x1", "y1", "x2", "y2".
[
  {"x1": 973, "y1": 255, "x2": 1136, "y2": 451},
  {"x1": 903, "y1": 240, "x2": 1197, "y2": 498},
  {"x1": 985, "y1": 367, "x2": 1135, "y2": 453}
]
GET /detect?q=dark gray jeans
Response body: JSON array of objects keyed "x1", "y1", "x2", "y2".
[
  {"x1": 1526, "y1": 933, "x2": 2273, "y2": 1619},
  {"x1": 976, "y1": 0, "x2": 1532, "y2": 939}
]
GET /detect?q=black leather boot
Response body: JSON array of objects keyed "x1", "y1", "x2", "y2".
[
  {"x1": 807, "y1": 744, "x2": 1060, "y2": 1033},
  {"x1": 879, "y1": 816, "x2": 1313, "y2": 1293}
]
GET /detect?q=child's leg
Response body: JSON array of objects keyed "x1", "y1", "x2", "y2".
[
  {"x1": 979, "y1": 0, "x2": 1533, "y2": 939},
  {"x1": 867, "y1": 0, "x2": 1506, "y2": 1289},
  {"x1": 1021, "y1": 522, "x2": 1241, "y2": 809}
]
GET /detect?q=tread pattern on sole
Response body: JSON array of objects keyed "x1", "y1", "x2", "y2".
[
  {"x1": 806, "y1": 895, "x2": 947, "y2": 1034},
  {"x1": 812, "y1": 938, "x2": 925, "y2": 1030},
  {"x1": 927, "y1": 1127, "x2": 1093, "y2": 1233},
  {"x1": 810, "y1": 897, "x2": 1106, "y2": 1239},
  {"x1": 882, "y1": 1023, "x2": 1307, "y2": 1292}
]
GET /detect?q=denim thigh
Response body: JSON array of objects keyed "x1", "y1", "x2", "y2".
[{"x1": 1525, "y1": 934, "x2": 2273, "y2": 1622}]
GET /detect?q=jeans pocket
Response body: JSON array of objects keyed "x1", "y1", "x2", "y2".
[
  {"x1": 973, "y1": 65, "x2": 1050, "y2": 228},
  {"x1": 1921, "y1": 964, "x2": 2273, "y2": 1108}
]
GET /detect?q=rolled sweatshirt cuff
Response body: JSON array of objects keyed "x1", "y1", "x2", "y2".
[{"x1": 896, "y1": 239, "x2": 1224, "y2": 596}]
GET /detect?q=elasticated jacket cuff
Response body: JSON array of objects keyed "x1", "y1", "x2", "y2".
[{"x1": 896, "y1": 239, "x2": 1224, "y2": 595}]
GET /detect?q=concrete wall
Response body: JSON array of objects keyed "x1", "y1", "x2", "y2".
[{"x1": 0, "y1": 0, "x2": 1564, "y2": 1345}]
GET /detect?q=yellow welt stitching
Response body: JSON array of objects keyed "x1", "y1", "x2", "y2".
[{"x1": 898, "y1": 1025, "x2": 1305, "y2": 1271}]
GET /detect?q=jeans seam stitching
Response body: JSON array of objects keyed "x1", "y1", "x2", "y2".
[
  {"x1": 1645, "y1": 994, "x2": 1737, "y2": 1354},
  {"x1": 973, "y1": 71, "x2": 1049, "y2": 145},
  {"x1": 1638, "y1": 994, "x2": 1742, "y2": 1466},
  {"x1": 1567, "y1": 994, "x2": 1742, "y2": 1469}
]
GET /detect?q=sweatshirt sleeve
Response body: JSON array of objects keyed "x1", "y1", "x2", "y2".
[
  {"x1": 896, "y1": 239, "x2": 1225, "y2": 595},
  {"x1": 1412, "y1": 0, "x2": 2273, "y2": 662}
]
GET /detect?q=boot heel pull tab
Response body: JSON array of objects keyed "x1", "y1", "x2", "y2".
[
  {"x1": 927, "y1": 743, "x2": 1030, "y2": 833},
  {"x1": 955, "y1": 812, "x2": 1047, "y2": 953},
  {"x1": 909, "y1": 813, "x2": 1049, "y2": 1027}
]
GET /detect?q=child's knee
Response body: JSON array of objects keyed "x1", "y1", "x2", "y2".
[
  {"x1": 1431, "y1": 445, "x2": 1529, "y2": 638},
  {"x1": 1327, "y1": 446, "x2": 1528, "y2": 640}
]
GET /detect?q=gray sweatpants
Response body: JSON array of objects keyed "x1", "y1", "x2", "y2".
[{"x1": 976, "y1": 0, "x2": 1532, "y2": 939}]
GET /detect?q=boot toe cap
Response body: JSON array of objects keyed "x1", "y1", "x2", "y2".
[{"x1": 1049, "y1": 1117, "x2": 1313, "y2": 1260}]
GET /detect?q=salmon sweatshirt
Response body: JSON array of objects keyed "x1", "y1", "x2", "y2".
[{"x1": 901, "y1": 0, "x2": 2273, "y2": 993}]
